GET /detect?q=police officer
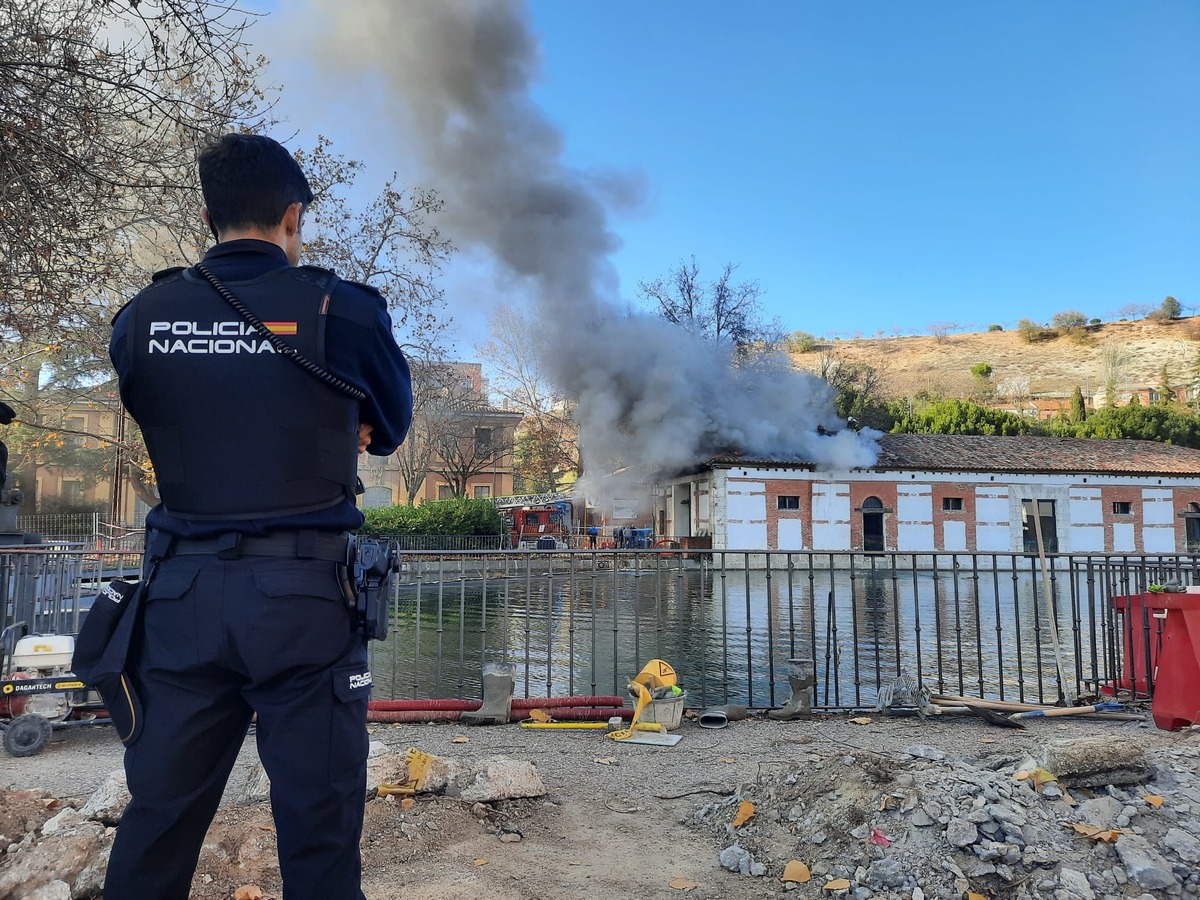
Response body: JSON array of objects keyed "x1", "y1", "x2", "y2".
[
  {"x1": 0, "y1": 400, "x2": 14, "y2": 488},
  {"x1": 105, "y1": 134, "x2": 412, "y2": 900}
]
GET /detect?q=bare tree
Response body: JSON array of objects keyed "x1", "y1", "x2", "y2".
[
  {"x1": 429, "y1": 405, "x2": 519, "y2": 500},
  {"x1": 1, "y1": 0, "x2": 269, "y2": 335},
  {"x1": 1, "y1": 0, "x2": 273, "y2": 512},
  {"x1": 475, "y1": 306, "x2": 582, "y2": 483},
  {"x1": 1100, "y1": 340, "x2": 1129, "y2": 407},
  {"x1": 637, "y1": 258, "x2": 784, "y2": 355},
  {"x1": 393, "y1": 361, "x2": 467, "y2": 504},
  {"x1": 298, "y1": 138, "x2": 454, "y2": 356},
  {"x1": 997, "y1": 375, "x2": 1034, "y2": 418}
]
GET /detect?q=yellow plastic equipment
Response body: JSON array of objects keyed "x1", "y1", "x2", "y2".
[
  {"x1": 608, "y1": 680, "x2": 666, "y2": 741},
  {"x1": 376, "y1": 747, "x2": 435, "y2": 798},
  {"x1": 631, "y1": 658, "x2": 677, "y2": 692}
]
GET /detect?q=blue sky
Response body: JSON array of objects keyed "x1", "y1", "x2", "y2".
[{"x1": 249, "y1": 1, "x2": 1199, "y2": 346}]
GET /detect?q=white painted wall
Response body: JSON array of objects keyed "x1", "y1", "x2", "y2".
[
  {"x1": 975, "y1": 486, "x2": 1011, "y2": 551},
  {"x1": 1142, "y1": 489, "x2": 1174, "y2": 525},
  {"x1": 943, "y1": 520, "x2": 967, "y2": 551},
  {"x1": 777, "y1": 518, "x2": 804, "y2": 550},
  {"x1": 1071, "y1": 527, "x2": 1105, "y2": 551},
  {"x1": 812, "y1": 482, "x2": 851, "y2": 550},
  {"x1": 1142, "y1": 488, "x2": 1176, "y2": 552},
  {"x1": 1069, "y1": 488, "x2": 1103, "y2": 524},
  {"x1": 896, "y1": 484, "x2": 934, "y2": 551},
  {"x1": 727, "y1": 482, "x2": 766, "y2": 521},
  {"x1": 1113, "y1": 522, "x2": 1135, "y2": 552},
  {"x1": 726, "y1": 479, "x2": 767, "y2": 548}
]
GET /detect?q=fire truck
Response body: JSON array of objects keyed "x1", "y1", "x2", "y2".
[{"x1": 491, "y1": 492, "x2": 577, "y2": 550}]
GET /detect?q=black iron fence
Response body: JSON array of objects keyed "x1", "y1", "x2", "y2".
[
  {"x1": 3, "y1": 547, "x2": 1193, "y2": 711},
  {"x1": 367, "y1": 549, "x2": 1197, "y2": 710}
]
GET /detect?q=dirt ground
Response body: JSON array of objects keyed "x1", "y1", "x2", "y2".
[{"x1": 4, "y1": 709, "x2": 1198, "y2": 900}]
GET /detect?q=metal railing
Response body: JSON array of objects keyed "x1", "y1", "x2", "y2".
[
  {"x1": 3, "y1": 547, "x2": 1191, "y2": 712},
  {"x1": 14, "y1": 513, "x2": 145, "y2": 552},
  {"x1": 368, "y1": 549, "x2": 1196, "y2": 710},
  {"x1": 2, "y1": 548, "x2": 145, "y2": 664},
  {"x1": 390, "y1": 534, "x2": 508, "y2": 552}
]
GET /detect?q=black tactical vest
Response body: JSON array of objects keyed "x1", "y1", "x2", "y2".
[{"x1": 121, "y1": 265, "x2": 359, "y2": 521}]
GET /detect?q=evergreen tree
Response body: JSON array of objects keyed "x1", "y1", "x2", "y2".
[
  {"x1": 1069, "y1": 386, "x2": 1087, "y2": 423},
  {"x1": 1157, "y1": 365, "x2": 1173, "y2": 407}
]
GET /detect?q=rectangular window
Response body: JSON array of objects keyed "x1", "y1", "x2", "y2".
[
  {"x1": 1021, "y1": 499, "x2": 1058, "y2": 553},
  {"x1": 777, "y1": 495, "x2": 799, "y2": 510},
  {"x1": 62, "y1": 480, "x2": 84, "y2": 504},
  {"x1": 1112, "y1": 501, "x2": 1132, "y2": 515},
  {"x1": 475, "y1": 427, "x2": 493, "y2": 452},
  {"x1": 942, "y1": 497, "x2": 964, "y2": 511},
  {"x1": 63, "y1": 417, "x2": 85, "y2": 448},
  {"x1": 473, "y1": 485, "x2": 492, "y2": 499},
  {"x1": 437, "y1": 484, "x2": 454, "y2": 501}
]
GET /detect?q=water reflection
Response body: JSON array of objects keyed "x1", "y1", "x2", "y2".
[{"x1": 368, "y1": 553, "x2": 1148, "y2": 709}]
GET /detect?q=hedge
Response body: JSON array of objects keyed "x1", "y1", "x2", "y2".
[{"x1": 360, "y1": 498, "x2": 504, "y2": 537}]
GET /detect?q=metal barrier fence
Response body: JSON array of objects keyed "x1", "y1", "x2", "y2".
[
  {"x1": 391, "y1": 534, "x2": 508, "y2": 552},
  {"x1": 1, "y1": 549, "x2": 145, "y2": 655},
  {"x1": 368, "y1": 549, "x2": 1198, "y2": 710},
  {"x1": 14, "y1": 514, "x2": 145, "y2": 552},
  {"x1": 3, "y1": 547, "x2": 1194, "y2": 711}
]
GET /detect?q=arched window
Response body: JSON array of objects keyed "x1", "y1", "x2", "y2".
[
  {"x1": 1184, "y1": 503, "x2": 1200, "y2": 552},
  {"x1": 861, "y1": 496, "x2": 884, "y2": 551}
]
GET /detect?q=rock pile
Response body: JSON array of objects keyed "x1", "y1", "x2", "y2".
[
  {"x1": 0, "y1": 749, "x2": 547, "y2": 900},
  {"x1": 692, "y1": 735, "x2": 1200, "y2": 898}
]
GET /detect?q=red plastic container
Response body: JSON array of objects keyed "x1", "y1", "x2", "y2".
[
  {"x1": 1152, "y1": 592, "x2": 1200, "y2": 731},
  {"x1": 1107, "y1": 594, "x2": 1167, "y2": 697}
]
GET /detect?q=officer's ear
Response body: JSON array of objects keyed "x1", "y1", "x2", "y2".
[
  {"x1": 282, "y1": 201, "x2": 304, "y2": 237},
  {"x1": 200, "y1": 207, "x2": 219, "y2": 242}
]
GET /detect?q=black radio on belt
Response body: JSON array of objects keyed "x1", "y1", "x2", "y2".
[{"x1": 346, "y1": 536, "x2": 399, "y2": 641}]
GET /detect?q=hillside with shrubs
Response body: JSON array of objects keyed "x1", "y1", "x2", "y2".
[{"x1": 788, "y1": 300, "x2": 1200, "y2": 445}]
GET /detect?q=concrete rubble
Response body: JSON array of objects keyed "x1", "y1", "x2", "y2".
[
  {"x1": 1, "y1": 726, "x2": 1196, "y2": 899},
  {"x1": 1, "y1": 750, "x2": 545, "y2": 900},
  {"x1": 692, "y1": 734, "x2": 1200, "y2": 899}
]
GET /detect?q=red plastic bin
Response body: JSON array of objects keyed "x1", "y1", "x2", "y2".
[
  {"x1": 1106, "y1": 594, "x2": 1167, "y2": 697},
  {"x1": 1152, "y1": 592, "x2": 1200, "y2": 731}
]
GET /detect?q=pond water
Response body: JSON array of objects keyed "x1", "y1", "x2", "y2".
[{"x1": 367, "y1": 552, "x2": 1166, "y2": 709}]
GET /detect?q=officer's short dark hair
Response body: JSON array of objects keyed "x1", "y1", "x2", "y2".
[{"x1": 199, "y1": 134, "x2": 314, "y2": 234}]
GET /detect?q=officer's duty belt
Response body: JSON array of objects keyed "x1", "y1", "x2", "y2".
[{"x1": 167, "y1": 530, "x2": 350, "y2": 562}]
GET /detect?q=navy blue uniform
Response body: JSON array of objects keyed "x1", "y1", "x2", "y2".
[{"x1": 105, "y1": 240, "x2": 412, "y2": 900}]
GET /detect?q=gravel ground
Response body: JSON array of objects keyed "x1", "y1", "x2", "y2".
[
  {"x1": 4, "y1": 708, "x2": 1200, "y2": 900},
  {"x1": 5, "y1": 708, "x2": 1193, "y2": 805}
]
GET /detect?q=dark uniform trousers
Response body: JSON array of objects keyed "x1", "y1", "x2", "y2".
[{"x1": 103, "y1": 548, "x2": 370, "y2": 900}]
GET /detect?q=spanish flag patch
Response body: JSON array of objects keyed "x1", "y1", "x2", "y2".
[{"x1": 263, "y1": 321, "x2": 298, "y2": 335}]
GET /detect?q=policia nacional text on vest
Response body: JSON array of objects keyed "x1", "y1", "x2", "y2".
[{"x1": 117, "y1": 265, "x2": 359, "y2": 521}]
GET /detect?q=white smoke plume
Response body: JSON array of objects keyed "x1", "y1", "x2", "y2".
[{"x1": 299, "y1": 0, "x2": 879, "y2": 484}]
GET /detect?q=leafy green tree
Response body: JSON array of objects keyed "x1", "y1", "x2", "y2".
[
  {"x1": 1051, "y1": 311, "x2": 1088, "y2": 330},
  {"x1": 970, "y1": 363, "x2": 993, "y2": 379},
  {"x1": 1065, "y1": 405, "x2": 1200, "y2": 448},
  {"x1": 1017, "y1": 318, "x2": 1055, "y2": 343},
  {"x1": 1161, "y1": 296, "x2": 1181, "y2": 319},
  {"x1": 790, "y1": 330, "x2": 819, "y2": 353},
  {"x1": 891, "y1": 399, "x2": 1033, "y2": 437}
]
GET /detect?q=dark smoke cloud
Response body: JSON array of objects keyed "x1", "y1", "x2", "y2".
[{"x1": 302, "y1": 0, "x2": 879, "y2": 484}]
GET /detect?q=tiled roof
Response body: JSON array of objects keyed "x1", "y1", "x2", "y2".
[{"x1": 712, "y1": 434, "x2": 1200, "y2": 476}]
